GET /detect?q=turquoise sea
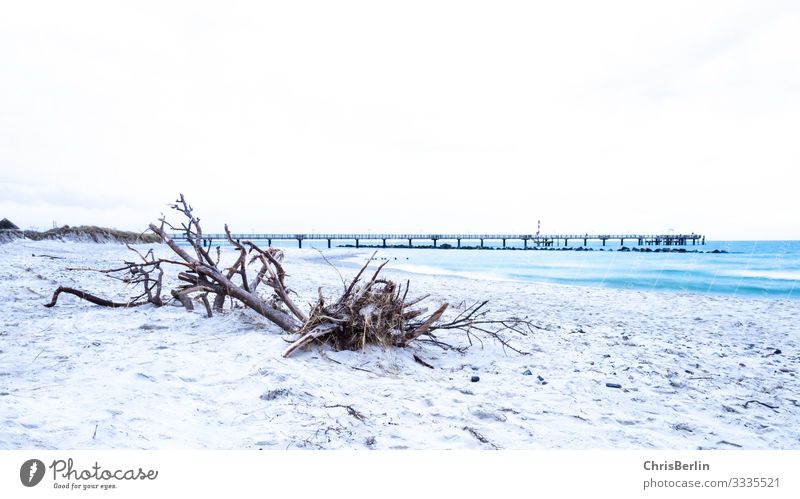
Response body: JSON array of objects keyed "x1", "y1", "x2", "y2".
[
  {"x1": 316, "y1": 240, "x2": 800, "y2": 300},
  {"x1": 196, "y1": 238, "x2": 800, "y2": 300}
]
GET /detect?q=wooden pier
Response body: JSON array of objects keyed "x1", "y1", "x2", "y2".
[{"x1": 174, "y1": 232, "x2": 705, "y2": 249}]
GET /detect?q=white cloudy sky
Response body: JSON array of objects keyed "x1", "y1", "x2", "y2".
[{"x1": 1, "y1": 1, "x2": 798, "y2": 239}]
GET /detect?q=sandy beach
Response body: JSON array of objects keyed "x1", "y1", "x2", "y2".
[{"x1": 1, "y1": 240, "x2": 798, "y2": 450}]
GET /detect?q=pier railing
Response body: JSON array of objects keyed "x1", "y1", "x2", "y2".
[{"x1": 170, "y1": 232, "x2": 705, "y2": 249}]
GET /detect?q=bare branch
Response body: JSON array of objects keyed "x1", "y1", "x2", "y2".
[{"x1": 45, "y1": 286, "x2": 150, "y2": 308}]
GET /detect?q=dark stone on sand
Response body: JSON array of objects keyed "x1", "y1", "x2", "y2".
[
  {"x1": 139, "y1": 324, "x2": 168, "y2": 330},
  {"x1": 606, "y1": 383, "x2": 622, "y2": 389},
  {"x1": 523, "y1": 369, "x2": 532, "y2": 376},
  {"x1": 774, "y1": 349, "x2": 782, "y2": 355},
  {"x1": 471, "y1": 375, "x2": 480, "y2": 382},
  {"x1": 260, "y1": 388, "x2": 290, "y2": 401}
]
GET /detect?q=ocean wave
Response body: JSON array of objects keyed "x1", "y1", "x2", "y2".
[
  {"x1": 725, "y1": 269, "x2": 800, "y2": 281},
  {"x1": 389, "y1": 263, "x2": 513, "y2": 282}
]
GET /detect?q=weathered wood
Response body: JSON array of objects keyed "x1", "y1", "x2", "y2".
[
  {"x1": 149, "y1": 223, "x2": 302, "y2": 332},
  {"x1": 171, "y1": 288, "x2": 194, "y2": 311},
  {"x1": 403, "y1": 303, "x2": 448, "y2": 343},
  {"x1": 282, "y1": 323, "x2": 340, "y2": 358},
  {"x1": 45, "y1": 286, "x2": 149, "y2": 308}
]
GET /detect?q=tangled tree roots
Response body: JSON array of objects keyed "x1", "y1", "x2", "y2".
[
  {"x1": 282, "y1": 257, "x2": 450, "y2": 357},
  {"x1": 45, "y1": 194, "x2": 538, "y2": 358}
]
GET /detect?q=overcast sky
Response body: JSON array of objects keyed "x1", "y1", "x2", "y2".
[{"x1": 1, "y1": 1, "x2": 798, "y2": 239}]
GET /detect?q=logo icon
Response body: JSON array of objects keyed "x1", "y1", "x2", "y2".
[{"x1": 20, "y1": 459, "x2": 46, "y2": 487}]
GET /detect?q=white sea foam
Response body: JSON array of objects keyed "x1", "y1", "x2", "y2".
[
  {"x1": 388, "y1": 263, "x2": 513, "y2": 283},
  {"x1": 725, "y1": 269, "x2": 800, "y2": 281}
]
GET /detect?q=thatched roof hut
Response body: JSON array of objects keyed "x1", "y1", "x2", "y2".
[{"x1": 0, "y1": 218, "x2": 20, "y2": 230}]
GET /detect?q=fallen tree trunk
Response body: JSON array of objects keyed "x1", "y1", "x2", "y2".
[
  {"x1": 149, "y1": 222, "x2": 301, "y2": 332},
  {"x1": 44, "y1": 194, "x2": 536, "y2": 358}
]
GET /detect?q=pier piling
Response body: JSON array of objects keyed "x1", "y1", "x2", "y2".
[{"x1": 173, "y1": 232, "x2": 706, "y2": 250}]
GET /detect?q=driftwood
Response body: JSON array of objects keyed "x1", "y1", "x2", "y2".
[
  {"x1": 46, "y1": 245, "x2": 165, "y2": 308},
  {"x1": 743, "y1": 400, "x2": 779, "y2": 412},
  {"x1": 45, "y1": 194, "x2": 536, "y2": 357},
  {"x1": 45, "y1": 286, "x2": 150, "y2": 309}
]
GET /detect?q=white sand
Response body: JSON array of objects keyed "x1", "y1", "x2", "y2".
[{"x1": 1, "y1": 240, "x2": 798, "y2": 449}]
